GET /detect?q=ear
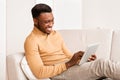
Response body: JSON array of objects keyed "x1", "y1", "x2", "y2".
[{"x1": 33, "y1": 18, "x2": 38, "y2": 25}]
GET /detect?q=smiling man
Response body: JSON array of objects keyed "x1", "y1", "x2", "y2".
[{"x1": 24, "y1": 3, "x2": 120, "y2": 80}]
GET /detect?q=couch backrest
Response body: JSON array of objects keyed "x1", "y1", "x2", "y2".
[
  {"x1": 110, "y1": 30, "x2": 120, "y2": 62},
  {"x1": 58, "y1": 29, "x2": 113, "y2": 59}
]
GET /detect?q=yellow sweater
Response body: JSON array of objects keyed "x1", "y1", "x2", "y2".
[{"x1": 24, "y1": 27, "x2": 73, "y2": 79}]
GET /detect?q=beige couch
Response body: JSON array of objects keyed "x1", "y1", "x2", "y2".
[{"x1": 7, "y1": 29, "x2": 120, "y2": 80}]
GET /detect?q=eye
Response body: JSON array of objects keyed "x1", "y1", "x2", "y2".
[
  {"x1": 44, "y1": 20, "x2": 54, "y2": 24},
  {"x1": 44, "y1": 20, "x2": 50, "y2": 24}
]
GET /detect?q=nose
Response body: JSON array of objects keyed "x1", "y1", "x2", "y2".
[{"x1": 48, "y1": 21, "x2": 54, "y2": 27}]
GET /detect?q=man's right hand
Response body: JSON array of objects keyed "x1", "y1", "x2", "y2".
[{"x1": 65, "y1": 51, "x2": 84, "y2": 69}]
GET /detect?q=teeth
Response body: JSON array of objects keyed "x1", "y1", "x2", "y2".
[{"x1": 47, "y1": 28, "x2": 52, "y2": 31}]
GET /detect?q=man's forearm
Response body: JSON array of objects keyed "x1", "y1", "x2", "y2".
[{"x1": 65, "y1": 61, "x2": 75, "y2": 69}]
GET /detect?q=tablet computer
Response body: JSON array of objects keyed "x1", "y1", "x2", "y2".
[{"x1": 79, "y1": 43, "x2": 99, "y2": 65}]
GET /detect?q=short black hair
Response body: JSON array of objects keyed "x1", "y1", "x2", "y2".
[{"x1": 31, "y1": 3, "x2": 52, "y2": 18}]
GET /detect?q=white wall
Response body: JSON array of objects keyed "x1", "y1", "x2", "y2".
[
  {"x1": 53, "y1": 0, "x2": 82, "y2": 30},
  {"x1": 36, "y1": 0, "x2": 54, "y2": 9},
  {"x1": 82, "y1": 0, "x2": 120, "y2": 29},
  {"x1": 6, "y1": 0, "x2": 35, "y2": 55},
  {"x1": 0, "y1": 0, "x2": 6, "y2": 79}
]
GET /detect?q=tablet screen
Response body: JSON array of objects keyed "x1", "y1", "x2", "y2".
[{"x1": 79, "y1": 43, "x2": 99, "y2": 65}]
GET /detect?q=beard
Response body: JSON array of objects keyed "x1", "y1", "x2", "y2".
[{"x1": 34, "y1": 23, "x2": 52, "y2": 34}]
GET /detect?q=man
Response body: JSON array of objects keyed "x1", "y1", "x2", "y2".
[{"x1": 24, "y1": 3, "x2": 120, "y2": 80}]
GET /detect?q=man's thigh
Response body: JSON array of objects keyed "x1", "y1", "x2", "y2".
[{"x1": 51, "y1": 62, "x2": 99, "y2": 80}]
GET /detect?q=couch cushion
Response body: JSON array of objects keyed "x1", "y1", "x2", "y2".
[
  {"x1": 21, "y1": 56, "x2": 37, "y2": 80},
  {"x1": 110, "y1": 30, "x2": 120, "y2": 62},
  {"x1": 21, "y1": 56, "x2": 51, "y2": 80},
  {"x1": 58, "y1": 29, "x2": 113, "y2": 59}
]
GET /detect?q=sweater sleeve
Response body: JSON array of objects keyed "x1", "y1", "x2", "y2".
[{"x1": 24, "y1": 37, "x2": 67, "y2": 79}]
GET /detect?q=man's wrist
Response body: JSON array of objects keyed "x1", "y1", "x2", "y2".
[
  {"x1": 65, "y1": 62, "x2": 73, "y2": 69},
  {"x1": 65, "y1": 62, "x2": 70, "y2": 69}
]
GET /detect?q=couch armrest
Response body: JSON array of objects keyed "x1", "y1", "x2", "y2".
[
  {"x1": 7, "y1": 52, "x2": 28, "y2": 80},
  {"x1": 7, "y1": 52, "x2": 51, "y2": 80}
]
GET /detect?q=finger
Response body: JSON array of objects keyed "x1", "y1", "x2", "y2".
[
  {"x1": 77, "y1": 60, "x2": 80, "y2": 64},
  {"x1": 91, "y1": 54, "x2": 97, "y2": 58},
  {"x1": 91, "y1": 55, "x2": 97, "y2": 60},
  {"x1": 88, "y1": 57, "x2": 95, "y2": 62},
  {"x1": 91, "y1": 57, "x2": 96, "y2": 60},
  {"x1": 87, "y1": 58, "x2": 91, "y2": 62}
]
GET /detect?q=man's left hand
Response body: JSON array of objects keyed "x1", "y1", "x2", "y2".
[{"x1": 87, "y1": 54, "x2": 97, "y2": 62}]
